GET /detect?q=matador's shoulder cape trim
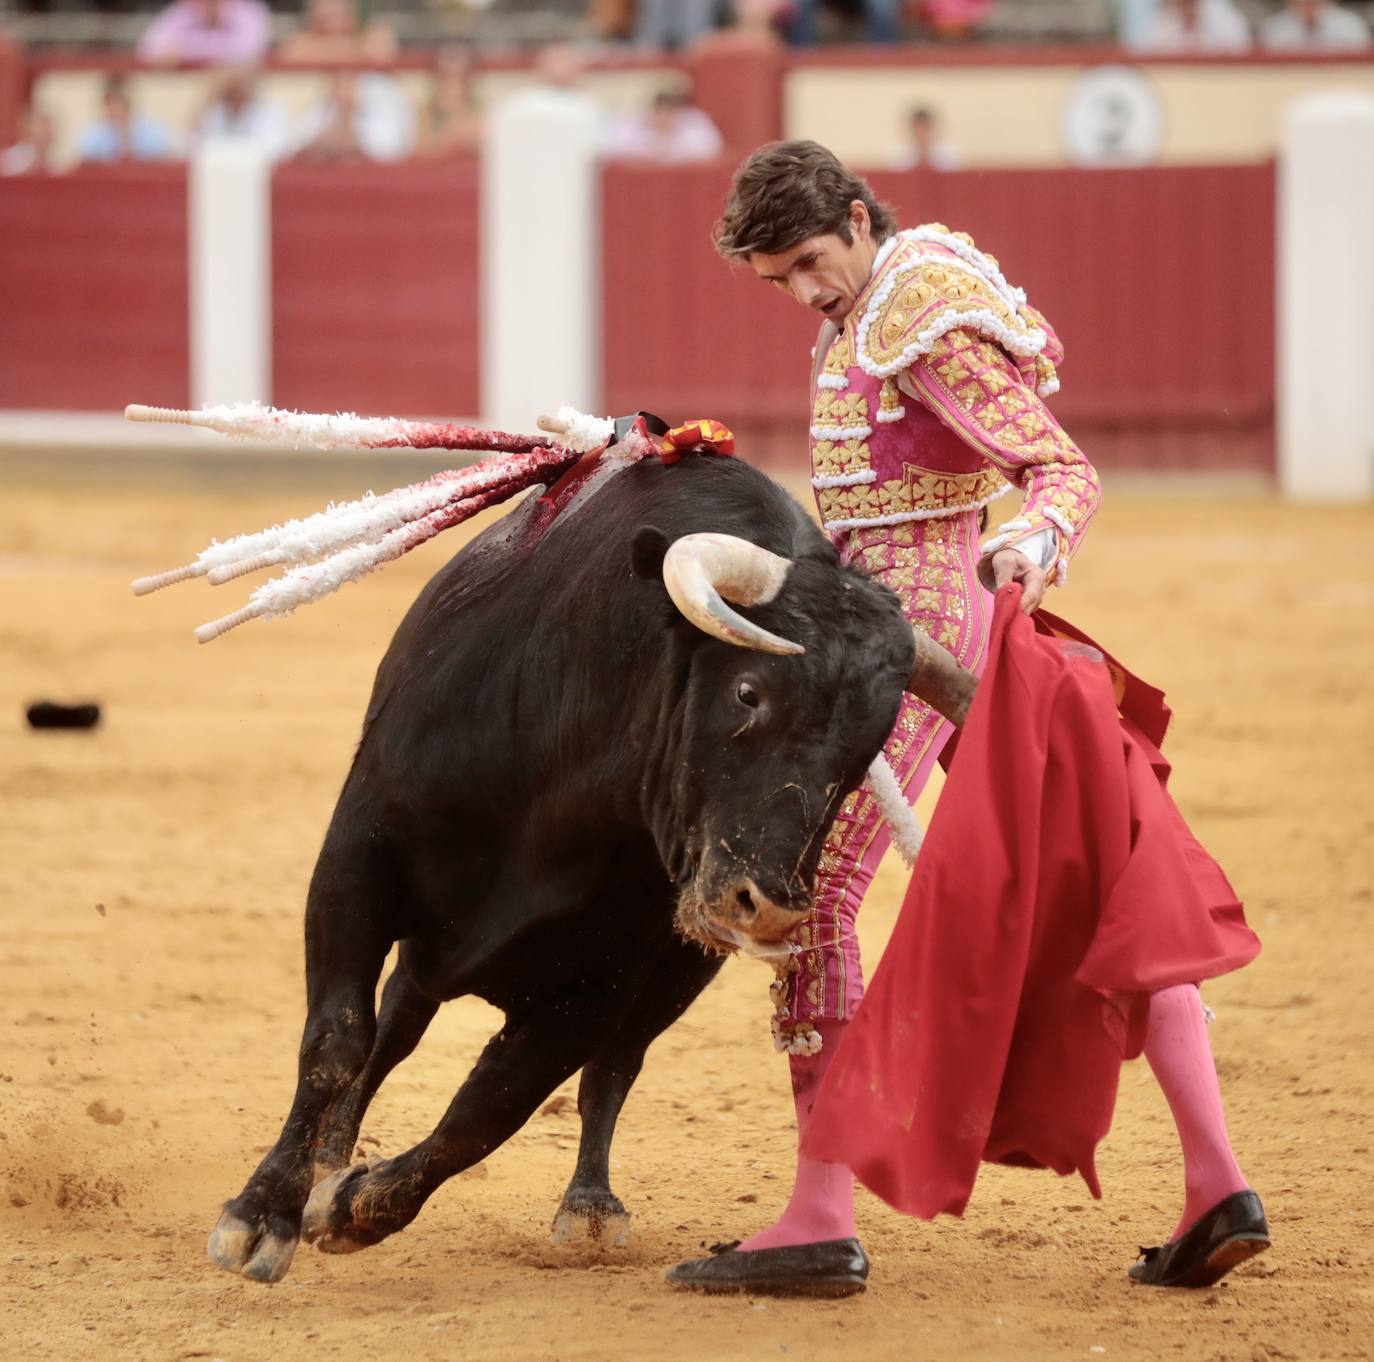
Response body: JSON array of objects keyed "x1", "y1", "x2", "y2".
[{"x1": 854, "y1": 226, "x2": 1064, "y2": 399}]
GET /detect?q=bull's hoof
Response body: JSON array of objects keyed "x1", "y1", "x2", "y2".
[
  {"x1": 301, "y1": 1161, "x2": 392, "y2": 1255},
  {"x1": 552, "y1": 1187, "x2": 631, "y2": 1248},
  {"x1": 207, "y1": 1201, "x2": 299, "y2": 1284}
]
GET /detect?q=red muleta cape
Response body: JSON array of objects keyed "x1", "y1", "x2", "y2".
[{"x1": 803, "y1": 584, "x2": 1259, "y2": 1219}]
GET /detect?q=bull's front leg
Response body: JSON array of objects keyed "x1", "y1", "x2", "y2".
[
  {"x1": 553, "y1": 940, "x2": 724, "y2": 1246},
  {"x1": 207, "y1": 854, "x2": 393, "y2": 1284},
  {"x1": 300, "y1": 990, "x2": 622, "y2": 1255},
  {"x1": 313, "y1": 954, "x2": 440, "y2": 1179}
]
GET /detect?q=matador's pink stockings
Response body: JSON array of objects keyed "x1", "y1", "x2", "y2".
[
  {"x1": 740, "y1": 1019, "x2": 856, "y2": 1251},
  {"x1": 1144, "y1": 984, "x2": 1250, "y2": 1241},
  {"x1": 740, "y1": 987, "x2": 1245, "y2": 1251}
]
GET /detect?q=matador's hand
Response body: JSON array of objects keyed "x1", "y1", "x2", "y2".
[{"x1": 991, "y1": 548, "x2": 1047, "y2": 614}]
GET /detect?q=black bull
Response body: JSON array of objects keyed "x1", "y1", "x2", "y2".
[{"x1": 207, "y1": 451, "x2": 930, "y2": 1284}]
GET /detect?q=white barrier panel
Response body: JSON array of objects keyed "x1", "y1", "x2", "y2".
[
  {"x1": 1278, "y1": 93, "x2": 1374, "y2": 501},
  {"x1": 189, "y1": 138, "x2": 272, "y2": 410},
  {"x1": 481, "y1": 87, "x2": 601, "y2": 433}
]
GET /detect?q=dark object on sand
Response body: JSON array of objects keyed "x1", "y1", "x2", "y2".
[{"x1": 25, "y1": 702, "x2": 101, "y2": 730}]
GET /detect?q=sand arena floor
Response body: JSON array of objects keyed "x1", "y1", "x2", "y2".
[{"x1": 1, "y1": 459, "x2": 1371, "y2": 1362}]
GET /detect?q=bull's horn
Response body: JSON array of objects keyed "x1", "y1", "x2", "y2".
[
  {"x1": 662, "y1": 533, "x2": 804, "y2": 657},
  {"x1": 907, "y1": 626, "x2": 977, "y2": 728}
]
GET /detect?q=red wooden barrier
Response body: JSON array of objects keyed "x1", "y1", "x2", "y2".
[
  {"x1": 271, "y1": 158, "x2": 481, "y2": 419},
  {"x1": 601, "y1": 162, "x2": 1276, "y2": 471},
  {"x1": 870, "y1": 165, "x2": 1275, "y2": 426},
  {"x1": 0, "y1": 152, "x2": 1273, "y2": 477},
  {"x1": 0, "y1": 36, "x2": 22, "y2": 148},
  {"x1": 685, "y1": 43, "x2": 785, "y2": 155},
  {"x1": 0, "y1": 165, "x2": 189, "y2": 411}
]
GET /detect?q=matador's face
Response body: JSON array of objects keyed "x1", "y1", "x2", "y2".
[{"x1": 748, "y1": 200, "x2": 879, "y2": 327}]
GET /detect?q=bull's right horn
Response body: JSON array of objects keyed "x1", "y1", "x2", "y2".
[{"x1": 662, "y1": 533, "x2": 804, "y2": 657}]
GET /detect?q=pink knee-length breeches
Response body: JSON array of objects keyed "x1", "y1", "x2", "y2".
[{"x1": 773, "y1": 510, "x2": 994, "y2": 1050}]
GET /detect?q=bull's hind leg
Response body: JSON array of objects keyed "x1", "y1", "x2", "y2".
[
  {"x1": 554, "y1": 940, "x2": 723, "y2": 1246},
  {"x1": 207, "y1": 848, "x2": 394, "y2": 1283},
  {"x1": 313, "y1": 953, "x2": 440, "y2": 1179},
  {"x1": 301, "y1": 990, "x2": 619, "y2": 1255}
]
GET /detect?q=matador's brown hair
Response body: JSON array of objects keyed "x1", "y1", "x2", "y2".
[{"x1": 713, "y1": 140, "x2": 896, "y2": 260}]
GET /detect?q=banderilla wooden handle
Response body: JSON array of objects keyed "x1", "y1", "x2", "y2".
[
  {"x1": 536, "y1": 414, "x2": 570, "y2": 436},
  {"x1": 125, "y1": 404, "x2": 203, "y2": 426}
]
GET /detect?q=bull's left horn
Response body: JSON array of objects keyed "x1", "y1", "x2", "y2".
[
  {"x1": 907, "y1": 626, "x2": 978, "y2": 728},
  {"x1": 662, "y1": 533, "x2": 804, "y2": 657}
]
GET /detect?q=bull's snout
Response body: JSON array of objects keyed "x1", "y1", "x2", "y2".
[{"x1": 706, "y1": 877, "x2": 809, "y2": 947}]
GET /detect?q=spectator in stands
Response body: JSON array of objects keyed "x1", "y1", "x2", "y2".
[
  {"x1": 1259, "y1": 0, "x2": 1372, "y2": 49},
  {"x1": 602, "y1": 88, "x2": 724, "y2": 163},
  {"x1": 280, "y1": 0, "x2": 407, "y2": 163},
  {"x1": 416, "y1": 44, "x2": 483, "y2": 159},
  {"x1": 913, "y1": 0, "x2": 992, "y2": 39},
  {"x1": 1128, "y1": 0, "x2": 1252, "y2": 51},
  {"x1": 634, "y1": 0, "x2": 725, "y2": 49},
  {"x1": 136, "y1": 0, "x2": 272, "y2": 67},
  {"x1": 290, "y1": 70, "x2": 414, "y2": 162},
  {"x1": 789, "y1": 0, "x2": 902, "y2": 45},
  {"x1": 889, "y1": 105, "x2": 960, "y2": 171},
  {"x1": 276, "y1": 0, "x2": 398, "y2": 65},
  {"x1": 588, "y1": 0, "x2": 636, "y2": 41},
  {"x1": 0, "y1": 106, "x2": 59, "y2": 176},
  {"x1": 193, "y1": 67, "x2": 291, "y2": 159},
  {"x1": 76, "y1": 75, "x2": 176, "y2": 163},
  {"x1": 533, "y1": 41, "x2": 590, "y2": 92}
]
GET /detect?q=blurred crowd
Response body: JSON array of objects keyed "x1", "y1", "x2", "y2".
[
  {"x1": 1120, "y1": 0, "x2": 1373, "y2": 50},
  {"x1": 1, "y1": 0, "x2": 1370, "y2": 175},
  {"x1": 0, "y1": 0, "x2": 737, "y2": 172},
  {"x1": 542, "y1": 0, "x2": 1374, "y2": 45}
]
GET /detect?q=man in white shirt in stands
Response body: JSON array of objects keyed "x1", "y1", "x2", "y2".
[
  {"x1": 1128, "y1": 0, "x2": 1252, "y2": 53},
  {"x1": 601, "y1": 90, "x2": 723, "y2": 165},
  {"x1": 1259, "y1": 0, "x2": 1372, "y2": 50},
  {"x1": 888, "y1": 105, "x2": 961, "y2": 172}
]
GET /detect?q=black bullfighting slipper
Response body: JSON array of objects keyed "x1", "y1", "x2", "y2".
[
  {"x1": 1129, "y1": 1190, "x2": 1270, "y2": 1288},
  {"x1": 665, "y1": 1237, "x2": 869, "y2": 1298}
]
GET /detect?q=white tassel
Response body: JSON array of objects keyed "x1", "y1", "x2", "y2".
[
  {"x1": 865, "y1": 754, "x2": 923, "y2": 867},
  {"x1": 142, "y1": 400, "x2": 431, "y2": 450},
  {"x1": 201, "y1": 479, "x2": 449, "y2": 575},
  {"x1": 246, "y1": 505, "x2": 455, "y2": 617},
  {"x1": 147, "y1": 458, "x2": 527, "y2": 594},
  {"x1": 554, "y1": 405, "x2": 615, "y2": 453},
  {"x1": 194, "y1": 501, "x2": 460, "y2": 642}
]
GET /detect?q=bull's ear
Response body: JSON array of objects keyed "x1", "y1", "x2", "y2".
[{"x1": 629, "y1": 526, "x2": 670, "y2": 581}]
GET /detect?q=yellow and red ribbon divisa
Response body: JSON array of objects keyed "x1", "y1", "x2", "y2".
[{"x1": 659, "y1": 418, "x2": 735, "y2": 465}]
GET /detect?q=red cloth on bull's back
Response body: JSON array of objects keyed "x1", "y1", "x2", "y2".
[{"x1": 802, "y1": 585, "x2": 1259, "y2": 1218}]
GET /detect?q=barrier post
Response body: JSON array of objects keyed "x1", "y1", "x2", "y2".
[
  {"x1": 481, "y1": 85, "x2": 600, "y2": 432},
  {"x1": 190, "y1": 137, "x2": 271, "y2": 408},
  {"x1": 1278, "y1": 93, "x2": 1374, "y2": 501}
]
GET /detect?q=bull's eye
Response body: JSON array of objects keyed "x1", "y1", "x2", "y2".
[{"x1": 736, "y1": 681, "x2": 761, "y2": 709}]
